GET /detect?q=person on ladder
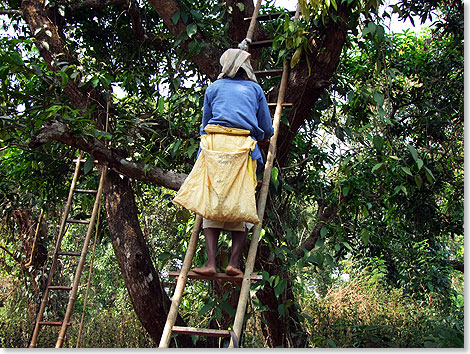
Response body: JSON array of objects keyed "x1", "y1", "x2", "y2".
[{"x1": 173, "y1": 48, "x2": 273, "y2": 277}]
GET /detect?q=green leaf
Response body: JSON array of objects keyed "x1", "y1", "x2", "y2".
[
  {"x1": 186, "y1": 142, "x2": 198, "y2": 158},
  {"x1": 171, "y1": 139, "x2": 182, "y2": 157},
  {"x1": 157, "y1": 97, "x2": 165, "y2": 114},
  {"x1": 376, "y1": 25, "x2": 385, "y2": 41},
  {"x1": 320, "y1": 226, "x2": 328, "y2": 238},
  {"x1": 343, "y1": 242, "x2": 353, "y2": 252},
  {"x1": 416, "y1": 158, "x2": 424, "y2": 170},
  {"x1": 11, "y1": 51, "x2": 24, "y2": 66},
  {"x1": 290, "y1": 47, "x2": 302, "y2": 68},
  {"x1": 393, "y1": 185, "x2": 407, "y2": 196},
  {"x1": 188, "y1": 40, "x2": 201, "y2": 55},
  {"x1": 367, "y1": 21, "x2": 377, "y2": 34},
  {"x1": 172, "y1": 77, "x2": 181, "y2": 89},
  {"x1": 315, "y1": 238, "x2": 324, "y2": 248},
  {"x1": 214, "y1": 306, "x2": 222, "y2": 322},
  {"x1": 373, "y1": 91, "x2": 384, "y2": 106},
  {"x1": 84, "y1": 155, "x2": 94, "y2": 175},
  {"x1": 327, "y1": 338, "x2": 337, "y2": 348},
  {"x1": 274, "y1": 279, "x2": 287, "y2": 298},
  {"x1": 325, "y1": 254, "x2": 334, "y2": 267},
  {"x1": 221, "y1": 300, "x2": 235, "y2": 316},
  {"x1": 401, "y1": 166, "x2": 413, "y2": 176},
  {"x1": 362, "y1": 205, "x2": 369, "y2": 218},
  {"x1": 362, "y1": 22, "x2": 376, "y2": 36},
  {"x1": 407, "y1": 144, "x2": 419, "y2": 162},
  {"x1": 372, "y1": 135, "x2": 384, "y2": 152},
  {"x1": 424, "y1": 166, "x2": 435, "y2": 183},
  {"x1": 190, "y1": 9, "x2": 203, "y2": 21},
  {"x1": 342, "y1": 185, "x2": 350, "y2": 197},
  {"x1": 180, "y1": 10, "x2": 188, "y2": 23},
  {"x1": 371, "y1": 162, "x2": 384, "y2": 173},
  {"x1": 414, "y1": 174, "x2": 423, "y2": 189},
  {"x1": 186, "y1": 24, "x2": 197, "y2": 38},
  {"x1": 91, "y1": 76, "x2": 99, "y2": 87},
  {"x1": 361, "y1": 229, "x2": 370, "y2": 245},
  {"x1": 236, "y1": 2, "x2": 245, "y2": 12},
  {"x1": 271, "y1": 167, "x2": 279, "y2": 189},
  {"x1": 198, "y1": 300, "x2": 214, "y2": 316},
  {"x1": 278, "y1": 303, "x2": 285, "y2": 316}
]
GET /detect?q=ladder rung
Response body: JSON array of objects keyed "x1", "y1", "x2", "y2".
[
  {"x1": 73, "y1": 159, "x2": 98, "y2": 164},
  {"x1": 268, "y1": 102, "x2": 293, "y2": 107},
  {"x1": 38, "y1": 321, "x2": 72, "y2": 327},
  {"x1": 172, "y1": 326, "x2": 231, "y2": 338},
  {"x1": 250, "y1": 39, "x2": 273, "y2": 48},
  {"x1": 48, "y1": 285, "x2": 73, "y2": 291},
  {"x1": 66, "y1": 219, "x2": 90, "y2": 224},
  {"x1": 58, "y1": 251, "x2": 81, "y2": 257},
  {"x1": 168, "y1": 270, "x2": 262, "y2": 282},
  {"x1": 73, "y1": 189, "x2": 98, "y2": 194},
  {"x1": 244, "y1": 10, "x2": 296, "y2": 22},
  {"x1": 254, "y1": 69, "x2": 283, "y2": 76}
]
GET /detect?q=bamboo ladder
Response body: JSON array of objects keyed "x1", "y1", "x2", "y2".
[
  {"x1": 159, "y1": 2, "x2": 300, "y2": 348},
  {"x1": 29, "y1": 97, "x2": 111, "y2": 348}
]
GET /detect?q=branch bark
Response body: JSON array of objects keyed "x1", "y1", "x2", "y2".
[
  {"x1": 29, "y1": 120, "x2": 187, "y2": 191},
  {"x1": 0, "y1": 9, "x2": 22, "y2": 15}
]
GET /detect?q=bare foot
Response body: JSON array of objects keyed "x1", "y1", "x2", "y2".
[
  {"x1": 225, "y1": 265, "x2": 243, "y2": 276},
  {"x1": 192, "y1": 266, "x2": 217, "y2": 276}
]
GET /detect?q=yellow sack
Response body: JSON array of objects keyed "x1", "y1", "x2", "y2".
[{"x1": 173, "y1": 124, "x2": 260, "y2": 225}]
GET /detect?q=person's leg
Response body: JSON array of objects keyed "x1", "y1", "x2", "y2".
[
  {"x1": 192, "y1": 227, "x2": 220, "y2": 276},
  {"x1": 225, "y1": 229, "x2": 247, "y2": 276}
]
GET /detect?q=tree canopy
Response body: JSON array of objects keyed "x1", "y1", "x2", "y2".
[{"x1": 0, "y1": 0, "x2": 463, "y2": 348}]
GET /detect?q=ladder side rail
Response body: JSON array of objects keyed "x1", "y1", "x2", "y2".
[
  {"x1": 75, "y1": 188, "x2": 103, "y2": 348},
  {"x1": 229, "y1": 59, "x2": 290, "y2": 348},
  {"x1": 29, "y1": 150, "x2": 84, "y2": 348},
  {"x1": 230, "y1": 5, "x2": 301, "y2": 347},
  {"x1": 56, "y1": 166, "x2": 107, "y2": 348},
  {"x1": 245, "y1": 0, "x2": 262, "y2": 42},
  {"x1": 159, "y1": 214, "x2": 203, "y2": 348}
]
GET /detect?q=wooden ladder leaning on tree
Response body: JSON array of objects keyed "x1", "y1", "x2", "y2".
[
  {"x1": 159, "y1": 1, "x2": 300, "y2": 348},
  {"x1": 29, "y1": 96, "x2": 111, "y2": 348}
]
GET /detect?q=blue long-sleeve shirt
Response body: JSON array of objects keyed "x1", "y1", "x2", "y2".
[{"x1": 200, "y1": 78, "x2": 273, "y2": 170}]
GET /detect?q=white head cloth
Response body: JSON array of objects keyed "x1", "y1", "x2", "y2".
[{"x1": 217, "y1": 48, "x2": 257, "y2": 82}]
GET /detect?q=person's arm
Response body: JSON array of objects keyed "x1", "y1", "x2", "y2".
[
  {"x1": 200, "y1": 88, "x2": 212, "y2": 135},
  {"x1": 257, "y1": 89, "x2": 274, "y2": 141}
]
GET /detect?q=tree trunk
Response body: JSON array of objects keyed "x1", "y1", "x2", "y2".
[{"x1": 102, "y1": 169, "x2": 194, "y2": 347}]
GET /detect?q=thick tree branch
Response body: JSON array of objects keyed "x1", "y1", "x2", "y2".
[
  {"x1": 69, "y1": 0, "x2": 126, "y2": 10},
  {"x1": 29, "y1": 120, "x2": 187, "y2": 190},
  {"x1": 0, "y1": 9, "x2": 22, "y2": 16}
]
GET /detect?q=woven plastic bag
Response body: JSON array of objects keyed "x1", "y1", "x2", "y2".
[{"x1": 173, "y1": 125, "x2": 260, "y2": 225}]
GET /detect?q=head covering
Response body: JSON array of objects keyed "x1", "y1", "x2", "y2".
[{"x1": 217, "y1": 48, "x2": 257, "y2": 82}]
